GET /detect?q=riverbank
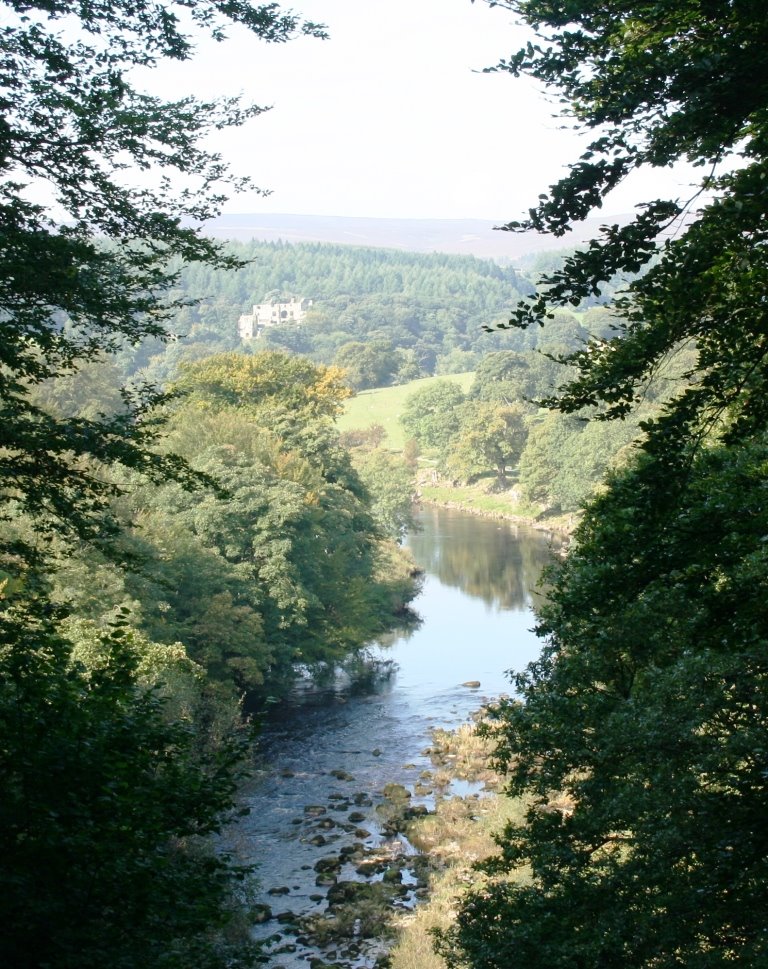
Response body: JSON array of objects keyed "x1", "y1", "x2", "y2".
[
  {"x1": 247, "y1": 717, "x2": 516, "y2": 969},
  {"x1": 382, "y1": 715, "x2": 531, "y2": 969},
  {"x1": 251, "y1": 713, "x2": 528, "y2": 969},
  {"x1": 416, "y1": 475, "x2": 577, "y2": 540},
  {"x1": 239, "y1": 508, "x2": 554, "y2": 969}
]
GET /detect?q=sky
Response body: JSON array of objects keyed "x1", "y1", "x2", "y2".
[{"x1": 142, "y1": 0, "x2": 698, "y2": 223}]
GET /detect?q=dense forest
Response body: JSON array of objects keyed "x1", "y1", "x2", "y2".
[
  {"x1": 435, "y1": 2, "x2": 768, "y2": 968},
  {"x1": 125, "y1": 239, "x2": 648, "y2": 515},
  {"x1": 32, "y1": 351, "x2": 419, "y2": 699},
  {"x1": 4, "y1": 0, "x2": 768, "y2": 968},
  {"x1": 127, "y1": 241, "x2": 533, "y2": 385},
  {"x1": 391, "y1": 333, "x2": 695, "y2": 514},
  {"x1": 124, "y1": 240, "x2": 631, "y2": 390},
  {"x1": 0, "y1": 4, "x2": 418, "y2": 967}
]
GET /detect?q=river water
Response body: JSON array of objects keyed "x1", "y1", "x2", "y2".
[{"x1": 237, "y1": 506, "x2": 560, "y2": 967}]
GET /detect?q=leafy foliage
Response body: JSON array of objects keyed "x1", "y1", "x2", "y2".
[
  {"x1": 172, "y1": 350, "x2": 352, "y2": 419},
  {"x1": 0, "y1": 3, "x2": 329, "y2": 966},
  {"x1": 398, "y1": 350, "x2": 635, "y2": 497},
  {"x1": 135, "y1": 352, "x2": 418, "y2": 695},
  {"x1": 442, "y1": 442, "x2": 768, "y2": 967},
  {"x1": 128, "y1": 242, "x2": 538, "y2": 386},
  {"x1": 518, "y1": 410, "x2": 640, "y2": 511},
  {"x1": 37, "y1": 352, "x2": 419, "y2": 701},
  {"x1": 0, "y1": 599, "x2": 257, "y2": 969},
  {"x1": 334, "y1": 340, "x2": 408, "y2": 390},
  {"x1": 0, "y1": 0, "x2": 324, "y2": 553},
  {"x1": 444, "y1": 402, "x2": 528, "y2": 486},
  {"x1": 488, "y1": 0, "x2": 768, "y2": 437},
  {"x1": 400, "y1": 380, "x2": 468, "y2": 452},
  {"x1": 352, "y1": 448, "x2": 418, "y2": 541},
  {"x1": 442, "y1": 1, "x2": 768, "y2": 966}
]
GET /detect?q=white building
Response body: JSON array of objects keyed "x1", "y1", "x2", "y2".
[{"x1": 238, "y1": 297, "x2": 314, "y2": 339}]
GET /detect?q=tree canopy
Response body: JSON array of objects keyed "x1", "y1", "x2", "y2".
[
  {"x1": 118, "y1": 240, "x2": 537, "y2": 387},
  {"x1": 488, "y1": 0, "x2": 768, "y2": 437},
  {"x1": 0, "y1": 602, "x2": 258, "y2": 969},
  {"x1": 0, "y1": 0, "x2": 325, "y2": 555},
  {"x1": 442, "y1": 2, "x2": 768, "y2": 966},
  {"x1": 0, "y1": 3, "x2": 335, "y2": 967}
]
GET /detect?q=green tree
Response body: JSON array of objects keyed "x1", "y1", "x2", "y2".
[
  {"x1": 334, "y1": 340, "x2": 403, "y2": 390},
  {"x1": 443, "y1": 1, "x2": 768, "y2": 966},
  {"x1": 0, "y1": 3, "x2": 324, "y2": 966},
  {"x1": 435, "y1": 347, "x2": 480, "y2": 375},
  {"x1": 0, "y1": 0, "x2": 324, "y2": 554},
  {"x1": 400, "y1": 380, "x2": 467, "y2": 451},
  {"x1": 0, "y1": 599, "x2": 257, "y2": 969},
  {"x1": 443, "y1": 441, "x2": 768, "y2": 968},
  {"x1": 153, "y1": 353, "x2": 419, "y2": 694},
  {"x1": 490, "y1": 0, "x2": 768, "y2": 439},
  {"x1": 122, "y1": 524, "x2": 273, "y2": 694},
  {"x1": 445, "y1": 401, "x2": 529, "y2": 485},
  {"x1": 471, "y1": 349, "x2": 569, "y2": 408},
  {"x1": 32, "y1": 355, "x2": 128, "y2": 422},
  {"x1": 353, "y1": 448, "x2": 417, "y2": 540},
  {"x1": 174, "y1": 350, "x2": 351, "y2": 420},
  {"x1": 518, "y1": 410, "x2": 639, "y2": 512},
  {"x1": 471, "y1": 351, "x2": 534, "y2": 404}
]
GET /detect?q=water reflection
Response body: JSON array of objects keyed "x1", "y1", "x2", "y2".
[
  {"x1": 241, "y1": 506, "x2": 560, "y2": 968},
  {"x1": 408, "y1": 506, "x2": 559, "y2": 611}
]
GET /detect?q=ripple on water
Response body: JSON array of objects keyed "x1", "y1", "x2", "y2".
[{"x1": 238, "y1": 508, "x2": 556, "y2": 967}]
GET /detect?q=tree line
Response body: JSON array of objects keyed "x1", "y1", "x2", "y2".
[
  {"x1": 0, "y1": 4, "x2": 418, "y2": 968},
  {"x1": 435, "y1": 1, "x2": 768, "y2": 967},
  {"x1": 6, "y1": 0, "x2": 764, "y2": 966},
  {"x1": 32, "y1": 350, "x2": 419, "y2": 700},
  {"x1": 397, "y1": 327, "x2": 693, "y2": 512},
  {"x1": 4, "y1": 344, "x2": 419, "y2": 968},
  {"x1": 123, "y1": 242, "x2": 544, "y2": 388}
]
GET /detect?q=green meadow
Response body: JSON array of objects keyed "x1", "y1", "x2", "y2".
[{"x1": 337, "y1": 372, "x2": 474, "y2": 451}]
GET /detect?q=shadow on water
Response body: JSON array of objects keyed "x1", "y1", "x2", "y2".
[
  {"x1": 236, "y1": 506, "x2": 561, "y2": 967},
  {"x1": 407, "y1": 505, "x2": 561, "y2": 611}
]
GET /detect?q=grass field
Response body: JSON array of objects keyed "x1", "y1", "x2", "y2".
[{"x1": 337, "y1": 371, "x2": 474, "y2": 451}]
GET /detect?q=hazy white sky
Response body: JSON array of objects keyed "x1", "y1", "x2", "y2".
[{"x1": 146, "y1": 0, "x2": 698, "y2": 222}]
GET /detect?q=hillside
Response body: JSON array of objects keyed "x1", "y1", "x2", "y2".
[
  {"x1": 201, "y1": 212, "x2": 630, "y2": 261},
  {"x1": 337, "y1": 372, "x2": 475, "y2": 451}
]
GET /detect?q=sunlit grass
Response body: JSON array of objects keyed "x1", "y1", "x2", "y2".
[
  {"x1": 418, "y1": 479, "x2": 538, "y2": 519},
  {"x1": 336, "y1": 372, "x2": 474, "y2": 451},
  {"x1": 389, "y1": 792, "x2": 530, "y2": 969}
]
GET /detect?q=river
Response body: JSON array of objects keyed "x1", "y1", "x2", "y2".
[{"x1": 238, "y1": 506, "x2": 560, "y2": 967}]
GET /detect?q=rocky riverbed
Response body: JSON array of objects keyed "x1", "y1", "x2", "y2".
[
  {"x1": 251, "y1": 712, "x2": 505, "y2": 969},
  {"x1": 237, "y1": 506, "x2": 556, "y2": 968}
]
